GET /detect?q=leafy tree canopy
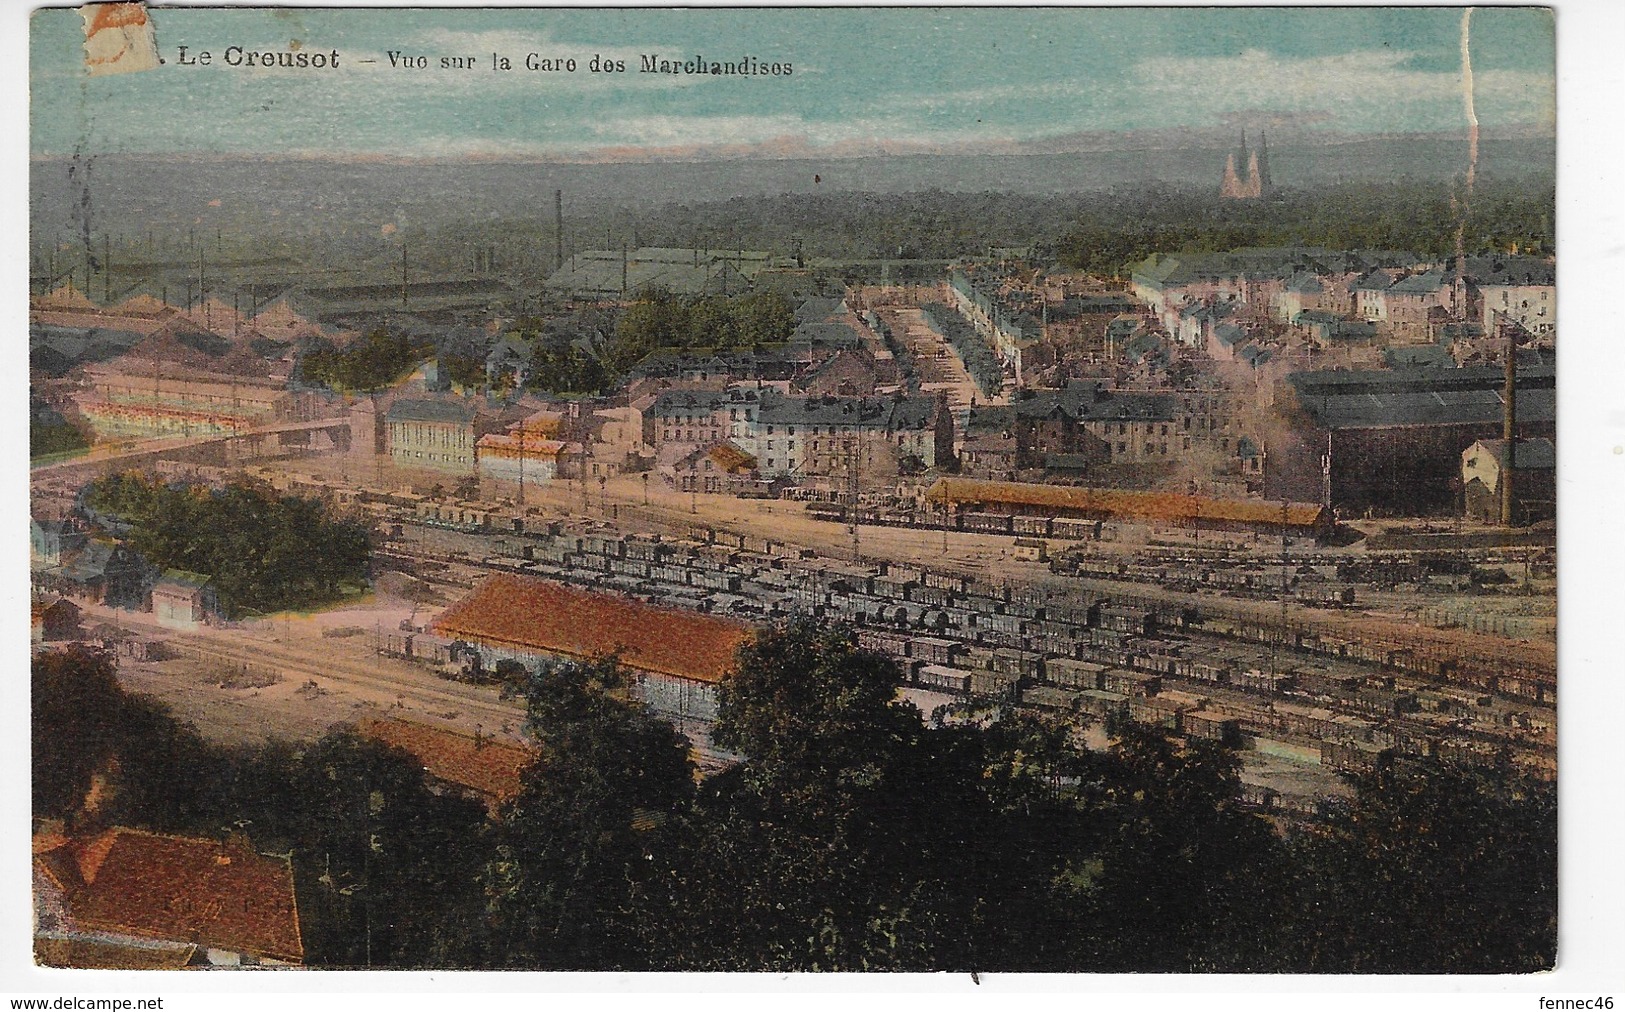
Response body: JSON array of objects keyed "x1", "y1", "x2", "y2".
[{"x1": 84, "y1": 472, "x2": 370, "y2": 617}]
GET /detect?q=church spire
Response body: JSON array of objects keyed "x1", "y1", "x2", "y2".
[{"x1": 1256, "y1": 130, "x2": 1273, "y2": 194}]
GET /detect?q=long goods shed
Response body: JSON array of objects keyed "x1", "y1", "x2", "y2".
[
  {"x1": 431, "y1": 573, "x2": 755, "y2": 685},
  {"x1": 924, "y1": 478, "x2": 1333, "y2": 540}
]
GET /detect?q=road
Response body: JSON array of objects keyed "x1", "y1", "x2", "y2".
[{"x1": 76, "y1": 599, "x2": 530, "y2": 747}]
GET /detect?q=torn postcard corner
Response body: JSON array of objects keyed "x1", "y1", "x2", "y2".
[{"x1": 80, "y1": 2, "x2": 160, "y2": 77}]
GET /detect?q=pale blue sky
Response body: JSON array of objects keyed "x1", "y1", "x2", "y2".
[{"x1": 31, "y1": 6, "x2": 1555, "y2": 159}]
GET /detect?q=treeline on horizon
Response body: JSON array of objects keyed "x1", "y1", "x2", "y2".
[
  {"x1": 600, "y1": 175, "x2": 1555, "y2": 270},
  {"x1": 31, "y1": 171, "x2": 1553, "y2": 288},
  {"x1": 34, "y1": 624, "x2": 1556, "y2": 973}
]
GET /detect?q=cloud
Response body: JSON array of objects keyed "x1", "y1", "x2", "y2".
[
  {"x1": 1215, "y1": 109, "x2": 1335, "y2": 130},
  {"x1": 1133, "y1": 48, "x2": 1553, "y2": 131}
]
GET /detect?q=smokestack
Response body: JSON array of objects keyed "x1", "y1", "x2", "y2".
[
  {"x1": 1500, "y1": 323, "x2": 1517, "y2": 526},
  {"x1": 554, "y1": 190, "x2": 563, "y2": 272}
]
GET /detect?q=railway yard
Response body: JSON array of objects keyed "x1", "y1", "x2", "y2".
[{"x1": 35, "y1": 445, "x2": 1557, "y2": 820}]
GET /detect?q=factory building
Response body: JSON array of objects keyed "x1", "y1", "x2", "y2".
[{"x1": 1283, "y1": 365, "x2": 1555, "y2": 514}]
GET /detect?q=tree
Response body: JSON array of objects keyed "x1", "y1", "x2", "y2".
[
  {"x1": 469, "y1": 656, "x2": 696, "y2": 970},
  {"x1": 696, "y1": 621, "x2": 1084, "y2": 971},
  {"x1": 83, "y1": 473, "x2": 371, "y2": 617},
  {"x1": 299, "y1": 328, "x2": 431, "y2": 392},
  {"x1": 33, "y1": 646, "x2": 130, "y2": 820},
  {"x1": 1070, "y1": 723, "x2": 1291, "y2": 972},
  {"x1": 277, "y1": 732, "x2": 491, "y2": 968},
  {"x1": 1281, "y1": 757, "x2": 1557, "y2": 973}
]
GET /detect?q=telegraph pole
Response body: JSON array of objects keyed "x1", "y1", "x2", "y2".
[{"x1": 1500, "y1": 322, "x2": 1518, "y2": 527}]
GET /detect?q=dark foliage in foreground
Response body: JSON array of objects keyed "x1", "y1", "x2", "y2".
[{"x1": 32, "y1": 629, "x2": 1556, "y2": 972}]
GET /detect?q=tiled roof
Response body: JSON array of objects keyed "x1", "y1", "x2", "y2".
[
  {"x1": 358, "y1": 716, "x2": 532, "y2": 807},
  {"x1": 1472, "y1": 437, "x2": 1556, "y2": 471},
  {"x1": 1011, "y1": 384, "x2": 1178, "y2": 423},
  {"x1": 647, "y1": 389, "x2": 729, "y2": 417},
  {"x1": 707, "y1": 441, "x2": 758, "y2": 473},
  {"x1": 1388, "y1": 270, "x2": 1447, "y2": 295},
  {"x1": 432, "y1": 574, "x2": 755, "y2": 684},
  {"x1": 759, "y1": 391, "x2": 939, "y2": 430},
  {"x1": 1287, "y1": 365, "x2": 1556, "y2": 430},
  {"x1": 925, "y1": 478, "x2": 1330, "y2": 531},
  {"x1": 386, "y1": 399, "x2": 476, "y2": 424},
  {"x1": 35, "y1": 936, "x2": 198, "y2": 970},
  {"x1": 1464, "y1": 256, "x2": 1555, "y2": 287},
  {"x1": 61, "y1": 828, "x2": 302, "y2": 963},
  {"x1": 154, "y1": 570, "x2": 211, "y2": 592}
]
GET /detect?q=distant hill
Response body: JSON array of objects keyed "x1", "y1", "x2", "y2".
[{"x1": 31, "y1": 134, "x2": 1553, "y2": 243}]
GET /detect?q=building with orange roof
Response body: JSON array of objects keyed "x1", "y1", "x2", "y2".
[
  {"x1": 357, "y1": 716, "x2": 533, "y2": 817},
  {"x1": 432, "y1": 574, "x2": 755, "y2": 686},
  {"x1": 33, "y1": 826, "x2": 303, "y2": 967},
  {"x1": 476, "y1": 428, "x2": 569, "y2": 483},
  {"x1": 924, "y1": 477, "x2": 1333, "y2": 539}
]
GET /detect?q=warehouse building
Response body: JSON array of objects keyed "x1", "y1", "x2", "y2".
[
  {"x1": 431, "y1": 574, "x2": 756, "y2": 721},
  {"x1": 1283, "y1": 364, "x2": 1555, "y2": 513}
]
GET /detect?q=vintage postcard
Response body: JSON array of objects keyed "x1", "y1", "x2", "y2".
[{"x1": 23, "y1": 0, "x2": 1579, "y2": 990}]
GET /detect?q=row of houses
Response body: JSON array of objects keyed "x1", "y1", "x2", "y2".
[
  {"x1": 76, "y1": 362, "x2": 311, "y2": 440},
  {"x1": 642, "y1": 385, "x2": 955, "y2": 486},
  {"x1": 1133, "y1": 249, "x2": 1554, "y2": 347},
  {"x1": 945, "y1": 264, "x2": 1142, "y2": 384},
  {"x1": 960, "y1": 378, "x2": 1257, "y2": 479}
]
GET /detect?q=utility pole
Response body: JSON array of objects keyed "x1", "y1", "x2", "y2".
[
  {"x1": 1279, "y1": 499, "x2": 1290, "y2": 659},
  {"x1": 847, "y1": 437, "x2": 862, "y2": 563},
  {"x1": 1500, "y1": 321, "x2": 1517, "y2": 527},
  {"x1": 554, "y1": 189, "x2": 564, "y2": 272}
]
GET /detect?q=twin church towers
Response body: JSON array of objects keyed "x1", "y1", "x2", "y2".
[{"x1": 1219, "y1": 129, "x2": 1275, "y2": 201}]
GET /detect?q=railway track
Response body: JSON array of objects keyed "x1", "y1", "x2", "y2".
[{"x1": 161, "y1": 628, "x2": 529, "y2": 737}]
